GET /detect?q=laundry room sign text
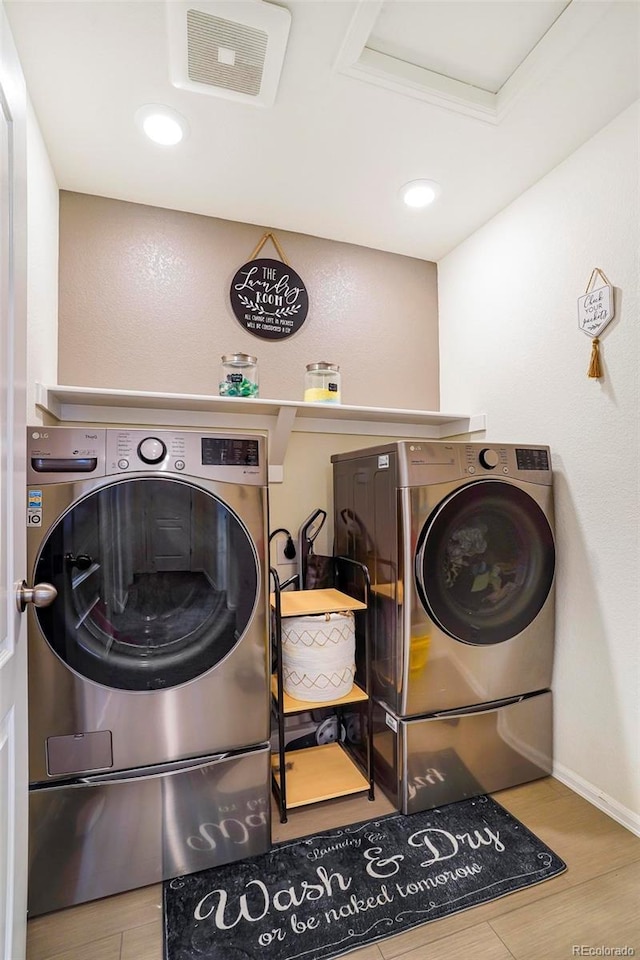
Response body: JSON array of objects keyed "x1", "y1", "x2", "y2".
[{"x1": 230, "y1": 233, "x2": 309, "y2": 340}]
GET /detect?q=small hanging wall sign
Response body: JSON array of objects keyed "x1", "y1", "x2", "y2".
[
  {"x1": 230, "y1": 231, "x2": 309, "y2": 340},
  {"x1": 578, "y1": 268, "x2": 615, "y2": 379}
]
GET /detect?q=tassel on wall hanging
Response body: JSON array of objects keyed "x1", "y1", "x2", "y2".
[
  {"x1": 229, "y1": 231, "x2": 309, "y2": 341},
  {"x1": 577, "y1": 268, "x2": 615, "y2": 379}
]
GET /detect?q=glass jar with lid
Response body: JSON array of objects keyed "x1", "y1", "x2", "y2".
[
  {"x1": 219, "y1": 354, "x2": 259, "y2": 398},
  {"x1": 304, "y1": 362, "x2": 341, "y2": 404}
]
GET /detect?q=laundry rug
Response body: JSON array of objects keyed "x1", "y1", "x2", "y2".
[{"x1": 163, "y1": 795, "x2": 566, "y2": 960}]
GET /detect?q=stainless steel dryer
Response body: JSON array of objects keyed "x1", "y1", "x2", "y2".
[
  {"x1": 332, "y1": 440, "x2": 555, "y2": 813},
  {"x1": 26, "y1": 426, "x2": 271, "y2": 914}
]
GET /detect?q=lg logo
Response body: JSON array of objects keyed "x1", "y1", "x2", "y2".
[{"x1": 31, "y1": 432, "x2": 48, "y2": 440}]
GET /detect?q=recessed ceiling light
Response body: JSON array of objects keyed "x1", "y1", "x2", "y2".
[
  {"x1": 400, "y1": 179, "x2": 441, "y2": 209},
  {"x1": 135, "y1": 105, "x2": 188, "y2": 146}
]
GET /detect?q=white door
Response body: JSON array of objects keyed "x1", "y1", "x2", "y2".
[{"x1": 0, "y1": 4, "x2": 28, "y2": 958}]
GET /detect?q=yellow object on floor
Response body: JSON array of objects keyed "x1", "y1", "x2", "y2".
[{"x1": 409, "y1": 633, "x2": 431, "y2": 674}]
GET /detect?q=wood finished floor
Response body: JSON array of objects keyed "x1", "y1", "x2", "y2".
[{"x1": 26, "y1": 778, "x2": 640, "y2": 960}]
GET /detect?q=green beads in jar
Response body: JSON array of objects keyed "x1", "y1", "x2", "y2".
[{"x1": 219, "y1": 353, "x2": 259, "y2": 398}]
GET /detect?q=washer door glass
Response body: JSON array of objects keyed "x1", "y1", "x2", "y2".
[
  {"x1": 34, "y1": 478, "x2": 259, "y2": 690},
  {"x1": 415, "y1": 480, "x2": 555, "y2": 645}
]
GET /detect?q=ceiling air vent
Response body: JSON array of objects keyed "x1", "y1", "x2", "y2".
[{"x1": 166, "y1": 1, "x2": 291, "y2": 108}]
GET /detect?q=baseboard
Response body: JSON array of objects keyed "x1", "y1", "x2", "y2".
[{"x1": 553, "y1": 761, "x2": 640, "y2": 837}]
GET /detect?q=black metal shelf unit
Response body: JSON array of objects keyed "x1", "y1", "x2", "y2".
[{"x1": 269, "y1": 556, "x2": 374, "y2": 824}]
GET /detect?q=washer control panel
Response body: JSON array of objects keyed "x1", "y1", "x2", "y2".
[
  {"x1": 106, "y1": 430, "x2": 263, "y2": 482},
  {"x1": 27, "y1": 427, "x2": 266, "y2": 485}
]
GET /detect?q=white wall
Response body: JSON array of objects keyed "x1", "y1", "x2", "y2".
[
  {"x1": 438, "y1": 102, "x2": 640, "y2": 831},
  {"x1": 25, "y1": 96, "x2": 58, "y2": 425}
]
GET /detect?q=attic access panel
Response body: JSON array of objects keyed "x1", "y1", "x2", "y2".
[
  {"x1": 334, "y1": 0, "x2": 611, "y2": 123},
  {"x1": 167, "y1": 0, "x2": 291, "y2": 107}
]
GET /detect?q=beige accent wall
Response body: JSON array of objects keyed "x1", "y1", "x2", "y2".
[
  {"x1": 58, "y1": 192, "x2": 439, "y2": 409},
  {"x1": 57, "y1": 191, "x2": 440, "y2": 577},
  {"x1": 270, "y1": 430, "x2": 401, "y2": 572}
]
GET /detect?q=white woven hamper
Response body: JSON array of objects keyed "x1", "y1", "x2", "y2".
[{"x1": 281, "y1": 611, "x2": 356, "y2": 702}]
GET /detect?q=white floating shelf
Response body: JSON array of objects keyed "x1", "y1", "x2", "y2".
[{"x1": 35, "y1": 383, "x2": 486, "y2": 483}]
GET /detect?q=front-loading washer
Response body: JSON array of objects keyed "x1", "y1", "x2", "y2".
[
  {"x1": 332, "y1": 440, "x2": 556, "y2": 812},
  {"x1": 26, "y1": 426, "x2": 271, "y2": 914}
]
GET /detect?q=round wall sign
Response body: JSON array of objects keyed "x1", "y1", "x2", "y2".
[{"x1": 230, "y1": 258, "x2": 309, "y2": 340}]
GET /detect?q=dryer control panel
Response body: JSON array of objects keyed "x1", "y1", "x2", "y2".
[
  {"x1": 334, "y1": 440, "x2": 553, "y2": 488},
  {"x1": 462, "y1": 443, "x2": 551, "y2": 483}
]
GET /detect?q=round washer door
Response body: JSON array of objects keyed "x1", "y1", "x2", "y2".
[
  {"x1": 33, "y1": 477, "x2": 259, "y2": 690},
  {"x1": 415, "y1": 479, "x2": 555, "y2": 645}
]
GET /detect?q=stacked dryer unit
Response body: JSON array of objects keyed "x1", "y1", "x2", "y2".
[
  {"x1": 26, "y1": 426, "x2": 271, "y2": 915},
  {"x1": 332, "y1": 441, "x2": 556, "y2": 814}
]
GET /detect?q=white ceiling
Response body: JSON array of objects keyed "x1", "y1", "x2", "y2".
[{"x1": 5, "y1": 0, "x2": 639, "y2": 261}]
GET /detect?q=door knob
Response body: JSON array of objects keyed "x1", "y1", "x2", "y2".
[{"x1": 15, "y1": 580, "x2": 57, "y2": 613}]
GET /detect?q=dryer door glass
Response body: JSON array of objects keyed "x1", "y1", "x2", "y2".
[
  {"x1": 415, "y1": 480, "x2": 554, "y2": 645},
  {"x1": 33, "y1": 477, "x2": 259, "y2": 690}
]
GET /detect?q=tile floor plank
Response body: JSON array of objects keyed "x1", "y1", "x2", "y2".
[
  {"x1": 34, "y1": 934, "x2": 122, "y2": 960},
  {"x1": 26, "y1": 884, "x2": 162, "y2": 960},
  {"x1": 336, "y1": 947, "x2": 384, "y2": 960},
  {"x1": 386, "y1": 922, "x2": 516, "y2": 960},
  {"x1": 491, "y1": 777, "x2": 569, "y2": 819},
  {"x1": 499, "y1": 793, "x2": 640, "y2": 888},
  {"x1": 271, "y1": 791, "x2": 396, "y2": 844},
  {"x1": 121, "y1": 920, "x2": 163, "y2": 960},
  {"x1": 489, "y1": 860, "x2": 640, "y2": 960}
]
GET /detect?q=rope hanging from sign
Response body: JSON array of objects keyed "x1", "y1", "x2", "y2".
[
  {"x1": 247, "y1": 230, "x2": 289, "y2": 265},
  {"x1": 578, "y1": 268, "x2": 614, "y2": 380}
]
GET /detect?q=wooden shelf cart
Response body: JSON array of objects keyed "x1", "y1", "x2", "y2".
[{"x1": 270, "y1": 558, "x2": 374, "y2": 823}]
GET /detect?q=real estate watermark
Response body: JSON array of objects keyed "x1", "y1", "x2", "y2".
[{"x1": 572, "y1": 948, "x2": 636, "y2": 957}]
